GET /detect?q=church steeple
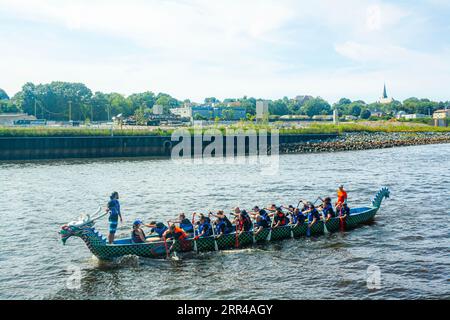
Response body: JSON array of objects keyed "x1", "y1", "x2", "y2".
[{"x1": 382, "y1": 83, "x2": 388, "y2": 99}]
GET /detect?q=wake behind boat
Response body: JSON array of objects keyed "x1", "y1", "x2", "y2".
[{"x1": 60, "y1": 187, "x2": 390, "y2": 261}]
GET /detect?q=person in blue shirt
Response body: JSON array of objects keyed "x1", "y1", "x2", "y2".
[
  {"x1": 251, "y1": 206, "x2": 272, "y2": 226},
  {"x1": 107, "y1": 192, "x2": 122, "y2": 244},
  {"x1": 303, "y1": 203, "x2": 321, "y2": 228},
  {"x1": 194, "y1": 214, "x2": 213, "y2": 239},
  {"x1": 319, "y1": 197, "x2": 336, "y2": 222},
  {"x1": 290, "y1": 208, "x2": 307, "y2": 226},
  {"x1": 144, "y1": 221, "x2": 168, "y2": 240},
  {"x1": 210, "y1": 211, "x2": 233, "y2": 238}
]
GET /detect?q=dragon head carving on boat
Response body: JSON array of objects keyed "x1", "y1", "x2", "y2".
[{"x1": 60, "y1": 208, "x2": 103, "y2": 245}]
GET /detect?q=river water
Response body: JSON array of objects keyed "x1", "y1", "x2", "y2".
[{"x1": 0, "y1": 144, "x2": 449, "y2": 300}]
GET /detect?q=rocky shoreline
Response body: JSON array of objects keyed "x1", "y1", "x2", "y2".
[{"x1": 280, "y1": 132, "x2": 450, "y2": 154}]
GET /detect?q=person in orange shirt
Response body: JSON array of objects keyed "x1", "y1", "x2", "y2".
[{"x1": 336, "y1": 184, "x2": 348, "y2": 210}]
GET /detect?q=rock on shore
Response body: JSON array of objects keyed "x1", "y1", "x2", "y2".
[{"x1": 280, "y1": 132, "x2": 450, "y2": 154}]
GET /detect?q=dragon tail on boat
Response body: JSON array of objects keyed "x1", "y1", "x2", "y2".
[{"x1": 59, "y1": 187, "x2": 390, "y2": 261}]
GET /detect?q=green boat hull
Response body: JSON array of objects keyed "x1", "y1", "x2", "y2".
[{"x1": 61, "y1": 188, "x2": 390, "y2": 261}]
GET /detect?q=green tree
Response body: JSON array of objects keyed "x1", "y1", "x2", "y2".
[
  {"x1": 269, "y1": 100, "x2": 289, "y2": 116},
  {"x1": 301, "y1": 97, "x2": 331, "y2": 117},
  {"x1": 360, "y1": 109, "x2": 371, "y2": 119}
]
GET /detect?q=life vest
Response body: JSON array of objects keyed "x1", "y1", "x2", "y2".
[
  {"x1": 260, "y1": 210, "x2": 272, "y2": 225},
  {"x1": 292, "y1": 212, "x2": 305, "y2": 224},
  {"x1": 242, "y1": 215, "x2": 253, "y2": 231},
  {"x1": 180, "y1": 219, "x2": 194, "y2": 233},
  {"x1": 131, "y1": 229, "x2": 145, "y2": 243},
  {"x1": 308, "y1": 209, "x2": 320, "y2": 223},
  {"x1": 275, "y1": 212, "x2": 289, "y2": 226},
  {"x1": 152, "y1": 223, "x2": 168, "y2": 237},
  {"x1": 216, "y1": 217, "x2": 233, "y2": 235},
  {"x1": 198, "y1": 221, "x2": 212, "y2": 237},
  {"x1": 323, "y1": 204, "x2": 335, "y2": 218},
  {"x1": 171, "y1": 226, "x2": 187, "y2": 241},
  {"x1": 340, "y1": 206, "x2": 350, "y2": 217}
]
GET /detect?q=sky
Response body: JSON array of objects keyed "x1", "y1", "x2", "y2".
[{"x1": 0, "y1": 0, "x2": 449, "y2": 104}]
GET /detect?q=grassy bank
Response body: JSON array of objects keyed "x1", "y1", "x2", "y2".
[{"x1": 0, "y1": 122, "x2": 449, "y2": 137}]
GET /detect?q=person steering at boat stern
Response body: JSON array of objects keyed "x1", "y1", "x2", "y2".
[
  {"x1": 107, "y1": 192, "x2": 122, "y2": 244},
  {"x1": 336, "y1": 184, "x2": 348, "y2": 210}
]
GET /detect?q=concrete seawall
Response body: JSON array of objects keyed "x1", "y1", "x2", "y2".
[{"x1": 0, "y1": 134, "x2": 338, "y2": 161}]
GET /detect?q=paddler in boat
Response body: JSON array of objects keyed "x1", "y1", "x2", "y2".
[
  {"x1": 163, "y1": 223, "x2": 189, "y2": 252},
  {"x1": 290, "y1": 207, "x2": 306, "y2": 226},
  {"x1": 131, "y1": 220, "x2": 150, "y2": 243},
  {"x1": 272, "y1": 207, "x2": 290, "y2": 228},
  {"x1": 192, "y1": 213, "x2": 213, "y2": 240},
  {"x1": 209, "y1": 210, "x2": 233, "y2": 238},
  {"x1": 253, "y1": 214, "x2": 270, "y2": 236},
  {"x1": 250, "y1": 206, "x2": 272, "y2": 226},
  {"x1": 144, "y1": 221, "x2": 168, "y2": 241},
  {"x1": 318, "y1": 197, "x2": 336, "y2": 222},
  {"x1": 303, "y1": 203, "x2": 321, "y2": 228},
  {"x1": 168, "y1": 213, "x2": 194, "y2": 234},
  {"x1": 106, "y1": 192, "x2": 123, "y2": 244}
]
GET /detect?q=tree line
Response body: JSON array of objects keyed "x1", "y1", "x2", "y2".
[{"x1": 0, "y1": 82, "x2": 448, "y2": 121}]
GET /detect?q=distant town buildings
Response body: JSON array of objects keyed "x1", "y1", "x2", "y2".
[
  {"x1": 170, "y1": 105, "x2": 247, "y2": 121},
  {"x1": 433, "y1": 109, "x2": 450, "y2": 127},
  {"x1": 378, "y1": 84, "x2": 394, "y2": 104}
]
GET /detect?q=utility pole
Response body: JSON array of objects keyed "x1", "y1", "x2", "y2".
[
  {"x1": 34, "y1": 99, "x2": 37, "y2": 118},
  {"x1": 91, "y1": 105, "x2": 94, "y2": 123},
  {"x1": 69, "y1": 101, "x2": 72, "y2": 122}
]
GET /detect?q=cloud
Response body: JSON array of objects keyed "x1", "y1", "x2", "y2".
[{"x1": 0, "y1": 0, "x2": 449, "y2": 103}]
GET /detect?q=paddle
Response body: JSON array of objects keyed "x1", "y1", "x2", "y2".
[
  {"x1": 191, "y1": 213, "x2": 198, "y2": 253},
  {"x1": 235, "y1": 217, "x2": 240, "y2": 249},
  {"x1": 209, "y1": 212, "x2": 219, "y2": 251},
  {"x1": 339, "y1": 207, "x2": 345, "y2": 232},
  {"x1": 162, "y1": 235, "x2": 170, "y2": 259},
  {"x1": 316, "y1": 197, "x2": 329, "y2": 234}
]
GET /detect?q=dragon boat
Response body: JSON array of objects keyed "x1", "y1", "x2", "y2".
[{"x1": 60, "y1": 187, "x2": 390, "y2": 261}]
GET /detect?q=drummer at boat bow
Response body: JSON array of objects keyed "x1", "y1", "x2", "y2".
[{"x1": 106, "y1": 192, "x2": 122, "y2": 244}]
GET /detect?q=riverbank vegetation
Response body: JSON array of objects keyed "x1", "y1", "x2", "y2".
[
  {"x1": 0, "y1": 82, "x2": 449, "y2": 122},
  {"x1": 1, "y1": 122, "x2": 449, "y2": 137}
]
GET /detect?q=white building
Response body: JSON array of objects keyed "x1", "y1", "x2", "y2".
[
  {"x1": 256, "y1": 101, "x2": 269, "y2": 120},
  {"x1": 0, "y1": 113, "x2": 37, "y2": 125},
  {"x1": 433, "y1": 109, "x2": 450, "y2": 127}
]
